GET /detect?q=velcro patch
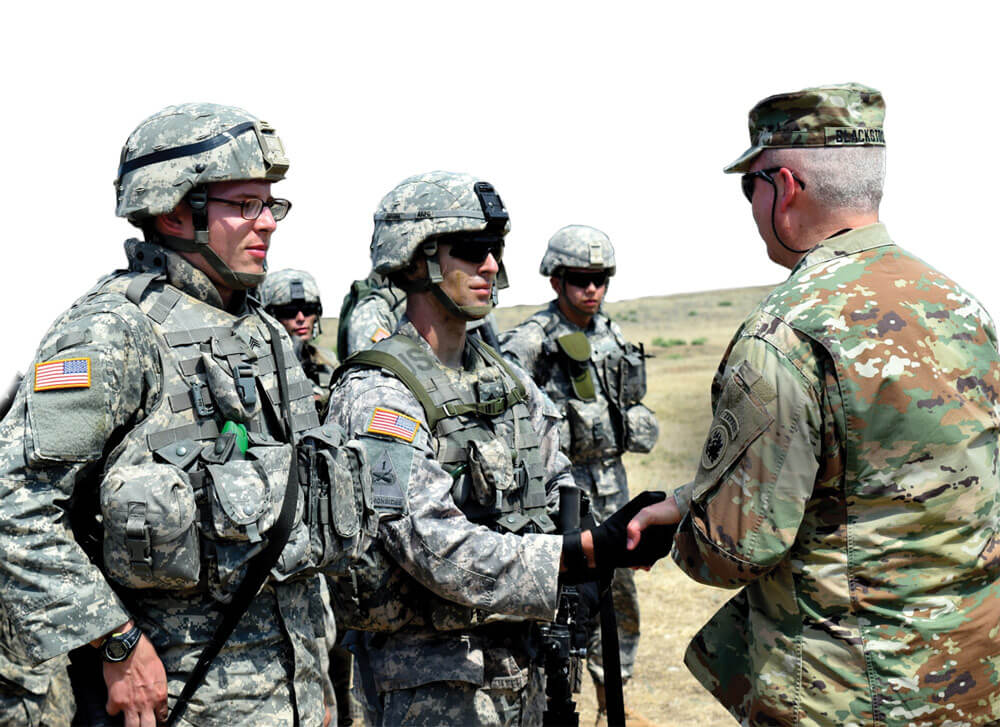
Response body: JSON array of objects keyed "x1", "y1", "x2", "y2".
[
  {"x1": 370, "y1": 326, "x2": 391, "y2": 343},
  {"x1": 34, "y1": 357, "x2": 91, "y2": 391},
  {"x1": 367, "y1": 407, "x2": 419, "y2": 442}
]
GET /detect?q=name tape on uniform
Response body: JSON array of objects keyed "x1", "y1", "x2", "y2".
[
  {"x1": 34, "y1": 357, "x2": 92, "y2": 391},
  {"x1": 367, "y1": 407, "x2": 420, "y2": 442}
]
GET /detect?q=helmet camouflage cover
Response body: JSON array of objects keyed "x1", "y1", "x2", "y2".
[
  {"x1": 370, "y1": 170, "x2": 511, "y2": 275},
  {"x1": 259, "y1": 269, "x2": 322, "y2": 309},
  {"x1": 115, "y1": 102, "x2": 289, "y2": 223},
  {"x1": 540, "y1": 225, "x2": 616, "y2": 276}
]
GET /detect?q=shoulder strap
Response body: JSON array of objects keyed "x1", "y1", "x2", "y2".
[{"x1": 336, "y1": 347, "x2": 447, "y2": 429}]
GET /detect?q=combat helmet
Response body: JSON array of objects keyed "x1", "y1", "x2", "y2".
[
  {"x1": 114, "y1": 102, "x2": 290, "y2": 290},
  {"x1": 540, "y1": 225, "x2": 616, "y2": 277},
  {"x1": 370, "y1": 171, "x2": 510, "y2": 320},
  {"x1": 259, "y1": 269, "x2": 323, "y2": 338}
]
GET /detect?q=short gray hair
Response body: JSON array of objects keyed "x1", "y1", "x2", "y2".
[{"x1": 763, "y1": 146, "x2": 885, "y2": 213}]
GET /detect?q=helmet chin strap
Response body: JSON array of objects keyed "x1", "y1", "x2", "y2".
[{"x1": 155, "y1": 188, "x2": 265, "y2": 290}]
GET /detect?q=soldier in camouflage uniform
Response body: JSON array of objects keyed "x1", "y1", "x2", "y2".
[
  {"x1": 499, "y1": 226, "x2": 659, "y2": 717},
  {"x1": 0, "y1": 103, "x2": 348, "y2": 726},
  {"x1": 326, "y1": 171, "x2": 663, "y2": 726},
  {"x1": 338, "y1": 271, "x2": 408, "y2": 359},
  {"x1": 259, "y1": 269, "x2": 337, "y2": 418},
  {"x1": 627, "y1": 84, "x2": 1000, "y2": 725}
]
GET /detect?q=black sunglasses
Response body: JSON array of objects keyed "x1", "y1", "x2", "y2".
[
  {"x1": 741, "y1": 167, "x2": 806, "y2": 203},
  {"x1": 207, "y1": 196, "x2": 292, "y2": 221},
  {"x1": 562, "y1": 270, "x2": 610, "y2": 289},
  {"x1": 445, "y1": 234, "x2": 505, "y2": 265},
  {"x1": 268, "y1": 302, "x2": 321, "y2": 319}
]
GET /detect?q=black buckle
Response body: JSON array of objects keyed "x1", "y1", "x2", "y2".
[
  {"x1": 191, "y1": 382, "x2": 214, "y2": 417},
  {"x1": 234, "y1": 363, "x2": 257, "y2": 406}
]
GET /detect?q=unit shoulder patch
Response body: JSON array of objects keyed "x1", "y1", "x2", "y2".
[
  {"x1": 34, "y1": 357, "x2": 92, "y2": 391},
  {"x1": 367, "y1": 407, "x2": 420, "y2": 442},
  {"x1": 370, "y1": 326, "x2": 392, "y2": 343}
]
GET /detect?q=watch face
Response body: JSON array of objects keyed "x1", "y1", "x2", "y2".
[{"x1": 106, "y1": 639, "x2": 128, "y2": 661}]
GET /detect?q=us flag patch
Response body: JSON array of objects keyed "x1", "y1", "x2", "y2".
[
  {"x1": 367, "y1": 407, "x2": 419, "y2": 442},
  {"x1": 34, "y1": 358, "x2": 91, "y2": 391}
]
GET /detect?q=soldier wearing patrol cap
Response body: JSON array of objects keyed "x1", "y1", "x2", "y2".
[
  {"x1": 259, "y1": 269, "x2": 337, "y2": 418},
  {"x1": 0, "y1": 103, "x2": 354, "y2": 726},
  {"x1": 500, "y1": 225, "x2": 659, "y2": 721},
  {"x1": 627, "y1": 84, "x2": 1000, "y2": 724},
  {"x1": 326, "y1": 171, "x2": 667, "y2": 726}
]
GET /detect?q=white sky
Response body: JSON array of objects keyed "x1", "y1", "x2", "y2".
[{"x1": 2, "y1": 1, "x2": 997, "y2": 377}]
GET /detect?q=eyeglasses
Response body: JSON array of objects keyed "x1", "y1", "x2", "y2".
[
  {"x1": 207, "y1": 196, "x2": 292, "y2": 221},
  {"x1": 445, "y1": 234, "x2": 505, "y2": 265},
  {"x1": 562, "y1": 270, "x2": 609, "y2": 289},
  {"x1": 740, "y1": 167, "x2": 806, "y2": 203},
  {"x1": 268, "y1": 302, "x2": 321, "y2": 319}
]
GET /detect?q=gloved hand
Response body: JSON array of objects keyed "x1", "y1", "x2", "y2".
[
  {"x1": 592, "y1": 490, "x2": 670, "y2": 572},
  {"x1": 561, "y1": 491, "x2": 671, "y2": 582}
]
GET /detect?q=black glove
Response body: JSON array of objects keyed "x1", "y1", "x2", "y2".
[{"x1": 592, "y1": 490, "x2": 669, "y2": 572}]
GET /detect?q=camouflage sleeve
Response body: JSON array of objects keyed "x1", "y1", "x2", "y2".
[
  {"x1": 671, "y1": 334, "x2": 823, "y2": 588},
  {"x1": 0, "y1": 301, "x2": 157, "y2": 664},
  {"x1": 327, "y1": 369, "x2": 561, "y2": 621},
  {"x1": 498, "y1": 321, "x2": 545, "y2": 378},
  {"x1": 343, "y1": 296, "x2": 396, "y2": 357}
]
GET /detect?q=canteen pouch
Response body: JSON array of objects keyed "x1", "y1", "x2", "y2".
[
  {"x1": 619, "y1": 342, "x2": 648, "y2": 404},
  {"x1": 297, "y1": 424, "x2": 377, "y2": 576},
  {"x1": 556, "y1": 332, "x2": 595, "y2": 401},
  {"x1": 565, "y1": 397, "x2": 618, "y2": 460},
  {"x1": 100, "y1": 463, "x2": 201, "y2": 590},
  {"x1": 624, "y1": 403, "x2": 659, "y2": 453}
]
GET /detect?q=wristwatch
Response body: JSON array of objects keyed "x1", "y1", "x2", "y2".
[{"x1": 101, "y1": 624, "x2": 143, "y2": 663}]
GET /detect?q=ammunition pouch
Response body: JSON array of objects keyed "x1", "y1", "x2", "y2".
[
  {"x1": 624, "y1": 403, "x2": 659, "y2": 454},
  {"x1": 296, "y1": 424, "x2": 377, "y2": 576}
]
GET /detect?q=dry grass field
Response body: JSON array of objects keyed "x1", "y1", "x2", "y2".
[{"x1": 320, "y1": 282, "x2": 777, "y2": 727}]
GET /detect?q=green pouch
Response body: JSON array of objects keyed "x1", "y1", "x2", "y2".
[{"x1": 556, "y1": 332, "x2": 595, "y2": 401}]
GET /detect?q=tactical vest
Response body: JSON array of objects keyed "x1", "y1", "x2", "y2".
[
  {"x1": 355, "y1": 334, "x2": 553, "y2": 534},
  {"x1": 528, "y1": 308, "x2": 650, "y2": 460},
  {"x1": 336, "y1": 279, "x2": 406, "y2": 361},
  {"x1": 332, "y1": 332, "x2": 554, "y2": 632},
  {"x1": 84, "y1": 244, "x2": 368, "y2": 603}
]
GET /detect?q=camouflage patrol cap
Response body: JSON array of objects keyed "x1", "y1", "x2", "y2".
[
  {"x1": 724, "y1": 83, "x2": 885, "y2": 174},
  {"x1": 115, "y1": 102, "x2": 289, "y2": 221},
  {"x1": 540, "y1": 225, "x2": 616, "y2": 276},
  {"x1": 259, "y1": 269, "x2": 322, "y2": 308},
  {"x1": 370, "y1": 170, "x2": 511, "y2": 274}
]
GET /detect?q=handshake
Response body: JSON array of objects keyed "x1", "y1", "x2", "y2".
[{"x1": 561, "y1": 490, "x2": 681, "y2": 583}]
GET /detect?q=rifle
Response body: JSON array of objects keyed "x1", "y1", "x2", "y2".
[{"x1": 541, "y1": 485, "x2": 589, "y2": 727}]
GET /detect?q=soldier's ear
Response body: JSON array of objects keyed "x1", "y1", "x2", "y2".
[
  {"x1": 550, "y1": 276, "x2": 562, "y2": 296},
  {"x1": 155, "y1": 201, "x2": 192, "y2": 238}
]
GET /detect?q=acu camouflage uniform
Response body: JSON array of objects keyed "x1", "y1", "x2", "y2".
[
  {"x1": 500, "y1": 226, "x2": 658, "y2": 686},
  {"x1": 672, "y1": 224, "x2": 1000, "y2": 726},
  {"x1": 0, "y1": 240, "x2": 336, "y2": 726},
  {"x1": 328, "y1": 317, "x2": 569, "y2": 726},
  {"x1": 339, "y1": 272, "x2": 407, "y2": 359},
  {"x1": 0, "y1": 102, "x2": 359, "y2": 726},
  {"x1": 0, "y1": 650, "x2": 74, "y2": 727}
]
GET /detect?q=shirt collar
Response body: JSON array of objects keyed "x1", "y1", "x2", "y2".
[{"x1": 790, "y1": 223, "x2": 893, "y2": 276}]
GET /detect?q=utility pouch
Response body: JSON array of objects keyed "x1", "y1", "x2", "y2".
[
  {"x1": 624, "y1": 403, "x2": 659, "y2": 453},
  {"x1": 100, "y1": 463, "x2": 201, "y2": 590},
  {"x1": 297, "y1": 424, "x2": 376, "y2": 575},
  {"x1": 565, "y1": 397, "x2": 618, "y2": 460},
  {"x1": 556, "y1": 332, "x2": 595, "y2": 401},
  {"x1": 467, "y1": 438, "x2": 514, "y2": 507},
  {"x1": 620, "y1": 342, "x2": 648, "y2": 404}
]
